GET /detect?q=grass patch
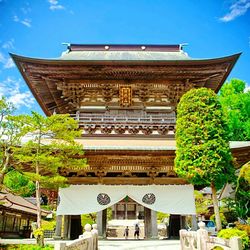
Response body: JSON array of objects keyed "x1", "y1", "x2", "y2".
[{"x1": 0, "y1": 244, "x2": 54, "y2": 250}]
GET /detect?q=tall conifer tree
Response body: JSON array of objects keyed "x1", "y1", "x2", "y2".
[{"x1": 175, "y1": 88, "x2": 235, "y2": 231}]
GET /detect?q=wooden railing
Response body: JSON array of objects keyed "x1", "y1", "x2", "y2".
[
  {"x1": 179, "y1": 222, "x2": 242, "y2": 250},
  {"x1": 70, "y1": 113, "x2": 176, "y2": 126}
]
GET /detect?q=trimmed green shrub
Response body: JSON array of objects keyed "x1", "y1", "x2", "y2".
[{"x1": 218, "y1": 228, "x2": 249, "y2": 249}]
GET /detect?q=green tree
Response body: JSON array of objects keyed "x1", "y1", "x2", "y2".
[
  {"x1": 0, "y1": 97, "x2": 27, "y2": 187},
  {"x1": 219, "y1": 78, "x2": 250, "y2": 141},
  {"x1": 194, "y1": 190, "x2": 212, "y2": 215},
  {"x1": 175, "y1": 88, "x2": 235, "y2": 231},
  {"x1": 235, "y1": 161, "x2": 250, "y2": 219},
  {"x1": 12, "y1": 112, "x2": 87, "y2": 246},
  {"x1": 3, "y1": 169, "x2": 35, "y2": 196}
]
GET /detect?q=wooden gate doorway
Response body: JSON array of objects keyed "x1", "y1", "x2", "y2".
[{"x1": 97, "y1": 198, "x2": 158, "y2": 239}]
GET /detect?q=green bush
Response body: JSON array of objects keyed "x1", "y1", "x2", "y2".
[
  {"x1": 218, "y1": 228, "x2": 249, "y2": 249},
  {"x1": 81, "y1": 213, "x2": 96, "y2": 228},
  {"x1": 235, "y1": 222, "x2": 250, "y2": 236},
  {"x1": 157, "y1": 212, "x2": 169, "y2": 223},
  {"x1": 42, "y1": 219, "x2": 56, "y2": 231}
]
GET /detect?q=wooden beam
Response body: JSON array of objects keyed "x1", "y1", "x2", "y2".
[{"x1": 67, "y1": 176, "x2": 187, "y2": 185}]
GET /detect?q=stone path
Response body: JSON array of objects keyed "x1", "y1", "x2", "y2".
[
  {"x1": 0, "y1": 238, "x2": 180, "y2": 250},
  {"x1": 99, "y1": 239, "x2": 180, "y2": 250}
]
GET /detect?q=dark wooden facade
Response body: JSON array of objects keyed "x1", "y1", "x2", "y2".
[{"x1": 11, "y1": 44, "x2": 248, "y2": 186}]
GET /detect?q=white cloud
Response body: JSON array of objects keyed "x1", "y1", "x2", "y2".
[
  {"x1": 48, "y1": 0, "x2": 65, "y2": 10},
  {"x1": 50, "y1": 5, "x2": 64, "y2": 10},
  {"x1": 245, "y1": 85, "x2": 250, "y2": 92},
  {"x1": 49, "y1": 0, "x2": 58, "y2": 4},
  {"x1": 21, "y1": 18, "x2": 32, "y2": 27},
  {"x1": 13, "y1": 15, "x2": 19, "y2": 22},
  {"x1": 13, "y1": 15, "x2": 32, "y2": 28},
  {"x1": 4, "y1": 58, "x2": 15, "y2": 69},
  {"x1": 0, "y1": 52, "x2": 15, "y2": 69},
  {"x1": 0, "y1": 77, "x2": 35, "y2": 108},
  {"x1": 220, "y1": 0, "x2": 250, "y2": 22},
  {"x1": 2, "y1": 39, "x2": 15, "y2": 49},
  {"x1": 21, "y1": 6, "x2": 31, "y2": 14},
  {"x1": 0, "y1": 53, "x2": 15, "y2": 69}
]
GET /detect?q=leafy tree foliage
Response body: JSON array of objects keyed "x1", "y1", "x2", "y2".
[
  {"x1": 12, "y1": 111, "x2": 87, "y2": 245},
  {"x1": 0, "y1": 97, "x2": 27, "y2": 186},
  {"x1": 219, "y1": 78, "x2": 250, "y2": 141},
  {"x1": 235, "y1": 161, "x2": 250, "y2": 219},
  {"x1": 3, "y1": 169, "x2": 35, "y2": 196},
  {"x1": 175, "y1": 88, "x2": 235, "y2": 231},
  {"x1": 194, "y1": 190, "x2": 212, "y2": 215}
]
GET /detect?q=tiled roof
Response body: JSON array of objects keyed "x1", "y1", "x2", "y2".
[
  {"x1": 0, "y1": 191, "x2": 50, "y2": 217},
  {"x1": 60, "y1": 44, "x2": 190, "y2": 61}
]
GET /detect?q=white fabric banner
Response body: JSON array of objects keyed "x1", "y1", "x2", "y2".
[{"x1": 56, "y1": 184, "x2": 196, "y2": 215}]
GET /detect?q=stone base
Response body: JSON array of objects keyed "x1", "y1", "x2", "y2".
[
  {"x1": 150, "y1": 236, "x2": 159, "y2": 240},
  {"x1": 53, "y1": 236, "x2": 62, "y2": 240}
]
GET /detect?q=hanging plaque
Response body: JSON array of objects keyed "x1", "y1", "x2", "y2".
[{"x1": 119, "y1": 86, "x2": 132, "y2": 107}]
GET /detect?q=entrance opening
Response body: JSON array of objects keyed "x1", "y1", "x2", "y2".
[{"x1": 107, "y1": 197, "x2": 146, "y2": 239}]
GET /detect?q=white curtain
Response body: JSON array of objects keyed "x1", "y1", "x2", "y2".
[{"x1": 56, "y1": 184, "x2": 196, "y2": 215}]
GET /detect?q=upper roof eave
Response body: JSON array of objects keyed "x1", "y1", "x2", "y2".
[
  {"x1": 10, "y1": 52, "x2": 241, "y2": 66},
  {"x1": 10, "y1": 52, "x2": 241, "y2": 115}
]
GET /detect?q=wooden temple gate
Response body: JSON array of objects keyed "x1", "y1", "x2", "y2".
[{"x1": 11, "y1": 44, "x2": 250, "y2": 240}]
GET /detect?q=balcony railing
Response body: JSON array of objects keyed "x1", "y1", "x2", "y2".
[{"x1": 70, "y1": 113, "x2": 176, "y2": 126}]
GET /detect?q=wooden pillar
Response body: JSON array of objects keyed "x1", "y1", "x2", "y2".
[
  {"x1": 125, "y1": 203, "x2": 128, "y2": 219},
  {"x1": 54, "y1": 215, "x2": 62, "y2": 239},
  {"x1": 97, "y1": 211, "x2": 102, "y2": 237},
  {"x1": 68, "y1": 216, "x2": 71, "y2": 239},
  {"x1": 144, "y1": 207, "x2": 151, "y2": 239},
  {"x1": 135, "y1": 204, "x2": 138, "y2": 219},
  {"x1": 180, "y1": 215, "x2": 186, "y2": 229},
  {"x1": 97, "y1": 209, "x2": 107, "y2": 238},
  {"x1": 63, "y1": 215, "x2": 70, "y2": 239},
  {"x1": 114, "y1": 205, "x2": 117, "y2": 220},
  {"x1": 191, "y1": 215, "x2": 198, "y2": 231},
  {"x1": 151, "y1": 210, "x2": 158, "y2": 239}
]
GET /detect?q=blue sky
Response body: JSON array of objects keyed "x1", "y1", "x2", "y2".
[{"x1": 0, "y1": 0, "x2": 249, "y2": 114}]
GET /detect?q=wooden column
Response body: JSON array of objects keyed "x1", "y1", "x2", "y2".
[
  {"x1": 151, "y1": 210, "x2": 158, "y2": 239},
  {"x1": 114, "y1": 205, "x2": 117, "y2": 220},
  {"x1": 191, "y1": 215, "x2": 198, "y2": 231},
  {"x1": 180, "y1": 215, "x2": 186, "y2": 229},
  {"x1": 54, "y1": 215, "x2": 62, "y2": 239},
  {"x1": 63, "y1": 215, "x2": 71, "y2": 240},
  {"x1": 135, "y1": 204, "x2": 138, "y2": 219},
  {"x1": 97, "y1": 209, "x2": 107, "y2": 238},
  {"x1": 125, "y1": 203, "x2": 128, "y2": 219},
  {"x1": 144, "y1": 207, "x2": 151, "y2": 239}
]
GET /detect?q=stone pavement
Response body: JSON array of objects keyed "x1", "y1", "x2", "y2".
[
  {"x1": 0, "y1": 238, "x2": 180, "y2": 250},
  {"x1": 99, "y1": 239, "x2": 180, "y2": 250}
]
